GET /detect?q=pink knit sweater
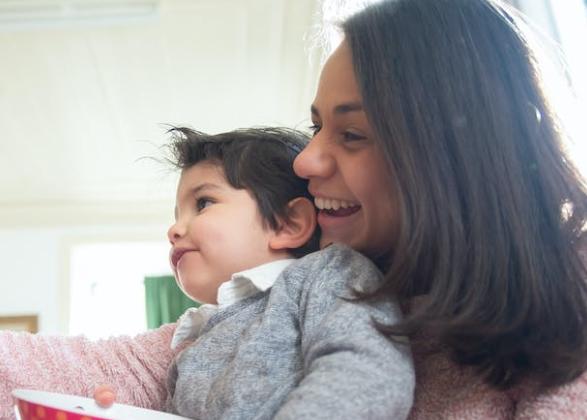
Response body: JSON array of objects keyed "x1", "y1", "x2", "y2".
[{"x1": 1, "y1": 324, "x2": 586, "y2": 419}]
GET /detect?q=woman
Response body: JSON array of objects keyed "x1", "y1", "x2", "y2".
[
  {"x1": 294, "y1": 0, "x2": 587, "y2": 416},
  {"x1": 2, "y1": 0, "x2": 587, "y2": 418}
]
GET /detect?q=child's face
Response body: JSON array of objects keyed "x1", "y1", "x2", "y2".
[{"x1": 168, "y1": 161, "x2": 283, "y2": 304}]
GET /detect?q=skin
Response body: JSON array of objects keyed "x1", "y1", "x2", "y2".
[
  {"x1": 167, "y1": 161, "x2": 291, "y2": 304},
  {"x1": 293, "y1": 41, "x2": 397, "y2": 260},
  {"x1": 94, "y1": 385, "x2": 116, "y2": 408}
]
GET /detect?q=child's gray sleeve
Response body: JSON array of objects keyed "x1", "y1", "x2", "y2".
[{"x1": 274, "y1": 245, "x2": 415, "y2": 420}]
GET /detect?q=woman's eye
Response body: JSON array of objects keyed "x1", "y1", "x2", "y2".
[
  {"x1": 196, "y1": 197, "x2": 213, "y2": 212},
  {"x1": 308, "y1": 123, "x2": 321, "y2": 136},
  {"x1": 342, "y1": 130, "x2": 366, "y2": 142}
]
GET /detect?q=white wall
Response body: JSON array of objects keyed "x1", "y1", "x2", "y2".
[
  {"x1": 0, "y1": 0, "x2": 322, "y2": 335},
  {"x1": 0, "y1": 223, "x2": 169, "y2": 333},
  {"x1": 2, "y1": 0, "x2": 582, "y2": 335},
  {"x1": 0, "y1": 0, "x2": 321, "y2": 215},
  {"x1": 0, "y1": 228, "x2": 61, "y2": 332}
]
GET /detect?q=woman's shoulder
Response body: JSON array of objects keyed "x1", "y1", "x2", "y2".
[
  {"x1": 409, "y1": 340, "x2": 515, "y2": 419},
  {"x1": 409, "y1": 336, "x2": 587, "y2": 419},
  {"x1": 512, "y1": 369, "x2": 587, "y2": 419}
]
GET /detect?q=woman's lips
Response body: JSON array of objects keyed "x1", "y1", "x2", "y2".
[
  {"x1": 319, "y1": 206, "x2": 361, "y2": 217},
  {"x1": 317, "y1": 205, "x2": 361, "y2": 229}
]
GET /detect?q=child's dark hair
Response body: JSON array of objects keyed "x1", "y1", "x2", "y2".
[{"x1": 168, "y1": 126, "x2": 319, "y2": 258}]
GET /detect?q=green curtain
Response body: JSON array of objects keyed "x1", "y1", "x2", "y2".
[{"x1": 144, "y1": 275, "x2": 199, "y2": 329}]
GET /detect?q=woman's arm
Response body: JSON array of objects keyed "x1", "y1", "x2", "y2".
[{"x1": 0, "y1": 324, "x2": 176, "y2": 419}]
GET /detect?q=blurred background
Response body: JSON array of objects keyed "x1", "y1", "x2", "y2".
[{"x1": 0, "y1": 0, "x2": 585, "y2": 337}]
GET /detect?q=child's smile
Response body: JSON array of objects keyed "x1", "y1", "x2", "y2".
[
  {"x1": 170, "y1": 248, "x2": 197, "y2": 271},
  {"x1": 167, "y1": 161, "x2": 286, "y2": 304}
]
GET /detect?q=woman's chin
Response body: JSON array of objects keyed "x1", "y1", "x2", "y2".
[{"x1": 319, "y1": 234, "x2": 361, "y2": 250}]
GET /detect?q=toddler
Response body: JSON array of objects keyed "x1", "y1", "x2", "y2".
[{"x1": 103, "y1": 126, "x2": 414, "y2": 419}]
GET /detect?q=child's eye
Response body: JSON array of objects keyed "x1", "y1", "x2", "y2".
[
  {"x1": 308, "y1": 123, "x2": 321, "y2": 136},
  {"x1": 196, "y1": 197, "x2": 214, "y2": 212}
]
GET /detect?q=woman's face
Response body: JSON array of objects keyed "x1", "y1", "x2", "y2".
[{"x1": 293, "y1": 41, "x2": 397, "y2": 260}]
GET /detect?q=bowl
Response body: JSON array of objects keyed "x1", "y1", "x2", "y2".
[{"x1": 13, "y1": 389, "x2": 190, "y2": 420}]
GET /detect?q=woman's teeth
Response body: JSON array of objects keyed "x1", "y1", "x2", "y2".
[{"x1": 314, "y1": 197, "x2": 359, "y2": 210}]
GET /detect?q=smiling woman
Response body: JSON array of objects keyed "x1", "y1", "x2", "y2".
[
  {"x1": 2, "y1": 0, "x2": 587, "y2": 419},
  {"x1": 294, "y1": 42, "x2": 398, "y2": 261}
]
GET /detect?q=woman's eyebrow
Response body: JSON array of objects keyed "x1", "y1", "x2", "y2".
[
  {"x1": 310, "y1": 102, "x2": 364, "y2": 117},
  {"x1": 334, "y1": 102, "x2": 363, "y2": 114}
]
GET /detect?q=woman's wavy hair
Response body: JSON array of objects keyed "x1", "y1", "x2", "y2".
[{"x1": 343, "y1": 0, "x2": 587, "y2": 390}]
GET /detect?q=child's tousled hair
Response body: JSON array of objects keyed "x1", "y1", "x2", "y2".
[
  {"x1": 167, "y1": 126, "x2": 319, "y2": 258},
  {"x1": 343, "y1": 0, "x2": 587, "y2": 390}
]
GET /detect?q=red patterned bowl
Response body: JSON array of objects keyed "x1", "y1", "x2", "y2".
[{"x1": 13, "y1": 389, "x2": 189, "y2": 420}]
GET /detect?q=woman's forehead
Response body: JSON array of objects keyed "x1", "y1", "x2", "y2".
[{"x1": 313, "y1": 41, "x2": 362, "y2": 111}]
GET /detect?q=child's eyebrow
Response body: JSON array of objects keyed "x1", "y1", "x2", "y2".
[
  {"x1": 190, "y1": 182, "x2": 223, "y2": 195},
  {"x1": 174, "y1": 182, "x2": 223, "y2": 220}
]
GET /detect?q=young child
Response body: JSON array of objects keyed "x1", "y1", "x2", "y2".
[{"x1": 101, "y1": 126, "x2": 414, "y2": 419}]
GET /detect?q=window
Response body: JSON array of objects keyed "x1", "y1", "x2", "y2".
[
  {"x1": 69, "y1": 241, "x2": 170, "y2": 339},
  {"x1": 548, "y1": 0, "x2": 587, "y2": 174},
  {"x1": 514, "y1": 0, "x2": 587, "y2": 174}
]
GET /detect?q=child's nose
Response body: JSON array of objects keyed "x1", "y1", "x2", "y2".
[
  {"x1": 167, "y1": 222, "x2": 184, "y2": 245},
  {"x1": 293, "y1": 135, "x2": 335, "y2": 179}
]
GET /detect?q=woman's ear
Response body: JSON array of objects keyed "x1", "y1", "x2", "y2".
[{"x1": 269, "y1": 197, "x2": 316, "y2": 251}]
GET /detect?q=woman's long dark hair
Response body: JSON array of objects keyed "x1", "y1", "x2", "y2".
[{"x1": 343, "y1": 0, "x2": 587, "y2": 390}]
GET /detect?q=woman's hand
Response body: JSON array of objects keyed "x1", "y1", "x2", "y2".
[{"x1": 93, "y1": 384, "x2": 116, "y2": 408}]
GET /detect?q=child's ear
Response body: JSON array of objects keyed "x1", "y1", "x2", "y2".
[{"x1": 269, "y1": 197, "x2": 316, "y2": 251}]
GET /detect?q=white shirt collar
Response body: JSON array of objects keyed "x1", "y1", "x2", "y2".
[
  {"x1": 171, "y1": 258, "x2": 295, "y2": 349},
  {"x1": 216, "y1": 258, "x2": 295, "y2": 307}
]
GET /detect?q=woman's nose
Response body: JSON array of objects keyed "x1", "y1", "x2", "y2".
[{"x1": 293, "y1": 134, "x2": 335, "y2": 179}]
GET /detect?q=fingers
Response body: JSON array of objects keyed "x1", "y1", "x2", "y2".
[{"x1": 94, "y1": 384, "x2": 116, "y2": 408}]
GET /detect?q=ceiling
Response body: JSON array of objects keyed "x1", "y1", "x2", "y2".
[{"x1": 0, "y1": 0, "x2": 323, "y2": 227}]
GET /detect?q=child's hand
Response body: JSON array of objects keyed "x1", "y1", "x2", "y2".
[{"x1": 93, "y1": 384, "x2": 116, "y2": 408}]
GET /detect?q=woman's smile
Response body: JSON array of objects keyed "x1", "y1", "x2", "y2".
[{"x1": 314, "y1": 197, "x2": 360, "y2": 212}]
